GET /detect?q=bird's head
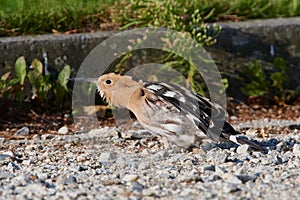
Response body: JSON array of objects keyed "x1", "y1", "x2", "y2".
[
  {"x1": 69, "y1": 73, "x2": 142, "y2": 108},
  {"x1": 96, "y1": 73, "x2": 123, "y2": 102},
  {"x1": 97, "y1": 73, "x2": 142, "y2": 107}
]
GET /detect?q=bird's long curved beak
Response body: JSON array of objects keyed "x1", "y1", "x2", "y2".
[{"x1": 68, "y1": 78, "x2": 98, "y2": 84}]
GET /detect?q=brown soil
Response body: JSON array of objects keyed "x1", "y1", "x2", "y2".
[{"x1": 228, "y1": 97, "x2": 300, "y2": 122}]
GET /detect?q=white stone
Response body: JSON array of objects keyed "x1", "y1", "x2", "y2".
[
  {"x1": 58, "y1": 126, "x2": 69, "y2": 134},
  {"x1": 236, "y1": 144, "x2": 249, "y2": 154},
  {"x1": 142, "y1": 188, "x2": 155, "y2": 196},
  {"x1": 99, "y1": 152, "x2": 117, "y2": 162},
  {"x1": 293, "y1": 144, "x2": 300, "y2": 155},
  {"x1": 15, "y1": 126, "x2": 30, "y2": 135},
  {"x1": 123, "y1": 174, "x2": 139, "y2": 182},
  {"x1": 22, "y1": 160, "x2": 31, "y2": 165},
  {"x1": 76, "y1": 155, "x2": 86, "y2": 162},
  {"x1": 222, "y1": 173, "x2": 243, "y2": 184}
]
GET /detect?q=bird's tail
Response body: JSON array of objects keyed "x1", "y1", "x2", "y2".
[
  {"x1": 229, "y1": 135, "x2": 266, "y2": 153},
  {"x1": 219, "y1": 121, "x2": 266, "y2": 153}
]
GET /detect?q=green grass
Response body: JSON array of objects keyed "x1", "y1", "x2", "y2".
[
  {"x1": 197, "y1": 0, "x2": 300, "y2": 21},
  {"x1": 0, "y1": 0, "x2": 116, "y2": 36},
  {"x1": 0, "y1": 0, "x2": 300, "y2": 36}
]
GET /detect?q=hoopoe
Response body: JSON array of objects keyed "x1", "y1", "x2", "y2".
[{"x1": 81, "y1": 73, "x2": 264, "y2": 151}]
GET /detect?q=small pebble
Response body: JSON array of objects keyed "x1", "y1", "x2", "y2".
[
  {"x1": 215, "y1": 166, "x2": 227, "y2": 176},
  {"x1": 64, "y1": 144, "x2": 71, "y2": 149},
  {"x1": 76, "y1": 155, "x2": 86, "y2": 162},
  {"x1": 132, "y1": 182, "x2": 144, "y2": 192},
  {"x1": 99, "y1": 152, "x2": 117, "y2": 162},
  {"x1": 58, "y1": 126, "x2": 69, "y2": 134},
  {"x1": 236, "y1": 144, "x2": 249, "y2": 154},
  {"x1": 15, "y1": 127, "x2": 30, "y2": 136},
  {"x1": 0, "y1": 170, "x2": 13, "y2": 179},
  {"x1": 37, "y1": 173, "x2": 48, "y2": 181},
  {"x1": 0, "y1": 151, "x2": 13, "y2": 161},
  {"x1": 293, "y1": 144, "x2": 300, "y2": 155},
  {"x1": 25, "y1": 145, "x2": 37, "y2": 151},
  {"x1": 142, "y1": 188, "x2": 155, "y2": 196},
  {"x1": 230, "y1": 116, "x2": 238, "y2": 121},
  {"x1": 223, "y1": 183, "x2": 240, "y2": 193},
  {"x1": 141, "y1": 149, "x2": 150, "y2": 156},
  {"x1": 41, "y1": 134, "x2": 55, "y2": 140},
  {"x1": 222, "y1": 173, "x2": 243, "y2": 184},
  {"x1": 236, "y1": 174, "x2": 258, "y2": 183},
  {"x1": 261, "y1": 158, "x2": 273, "y2": 165},
  {"x1": 64, "y1": 114, "x2": 71, "y2": 118},
  {"x1": 123, "y1": 174, "x2": 139, "y2": 182},
  {"x1": 0, "y1": 137, "x2": 5, "y2": 144},
  {"x1": 203, "y1": 165, "x2": 215, "y2": 171},
  {"x1": 138, "y1": 162, "x2": 150, "y2": 170},
  {"x1": 22, "y1": 160, "x2": 31, "y2": 166},
  {"x1": 31, "y1": 134, "x2": 41, "y2": 140}
]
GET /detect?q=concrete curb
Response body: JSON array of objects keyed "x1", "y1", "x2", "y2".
[
  {"x1": 0, "y1": 31, "x2": 117, "y2": 71},
  {"x1": 210, "y1": 17, "x2": 300, "y2": 97},
  {"x1": 1, "y1": 17, "x2": 299, "y2": 90},
  {"x1": 215, "y1": 17, "x2": 300, "y2": 64}
]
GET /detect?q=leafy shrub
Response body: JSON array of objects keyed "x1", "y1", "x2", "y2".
[
  {"x1": 111, "y1": 0, "x2": 223, "y2": 95},
  {"x1": 112, "y1": 0, "x2": 220, "y2": 46}
]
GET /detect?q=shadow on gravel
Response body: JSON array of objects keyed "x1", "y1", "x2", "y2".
[
  {"x1": 217, "y1": 137, "x2": 300, "y2": 154},
  {"x1": 289, "y1": 124, "x2": 300, "y2": 130}
]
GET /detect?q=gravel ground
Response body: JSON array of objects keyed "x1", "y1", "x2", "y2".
[{"x1": 1, "y1": 118, "x2": 300, "y2": 200}]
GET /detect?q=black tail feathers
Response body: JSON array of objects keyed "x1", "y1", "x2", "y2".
[{"x1": 235, "y1": 136, "x2": 267, "y2": 153}]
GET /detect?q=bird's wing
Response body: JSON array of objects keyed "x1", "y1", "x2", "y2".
[
  {"x1": 144, "y1": 82, "x2": 239, "y2": 137},
  {"x1": 143, "y1": 82, "x2": 214, "y2": 135},
  {"x1": 143, "y1": 82, "x2": 265, "y2": 151}
]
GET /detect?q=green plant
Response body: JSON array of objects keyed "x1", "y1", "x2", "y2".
[
  {"x1": 112, "y1": 0, "x2": 220, "y2": 46},
  {"x1": 242, "y1": 57, "x2": 295, "y2": 104},
  {"x1": 54, "y1": 65, "x2": 72, "y2": 105},
  {"x1": 242, "y1": 59, "x2": 270, "y2": 97},
  {"x1": 27, "y1": 58, "x2": 52, "y2": 103},
  {"x1": 0, "y1": 56, "x2": 27, "y2": 101},
  {"x1": 0, "y1": 56, "x2": 71, "y2": 110},
  {"x1": 111, "y1": 0, "x2": 223, "y2": 95}
]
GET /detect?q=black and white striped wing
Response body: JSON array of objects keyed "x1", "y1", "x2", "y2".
[{"x1": 143, "y1": 82, "x2": 237, "y2": 141}]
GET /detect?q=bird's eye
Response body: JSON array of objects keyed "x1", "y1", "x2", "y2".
[{"x1": 105, "y1": 79, "x2": 112, "y2": 85}]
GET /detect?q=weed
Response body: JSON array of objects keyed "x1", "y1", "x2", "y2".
[
  {"x1": 242, "y1": 57, "x2": 296, "y2": 105},
  {"x1": 0, "y1": 57, "x2": 27, "y2": 101},
  {"x1": 0, "y1": 56, "x2": 71, "y2": 111},
  {"x1": 111, "y1": 0, "x2": 224, "y2": 95}
]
